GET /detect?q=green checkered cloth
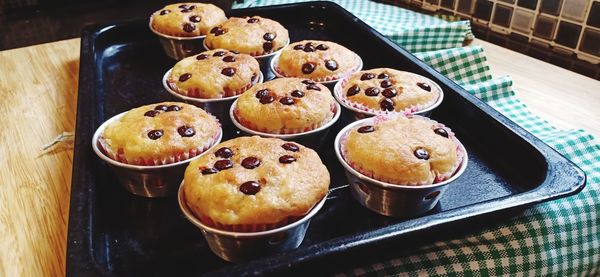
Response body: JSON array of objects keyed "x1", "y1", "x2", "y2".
[{"x1": 235, "y1": 1, "x2": 600, "y2": 275}]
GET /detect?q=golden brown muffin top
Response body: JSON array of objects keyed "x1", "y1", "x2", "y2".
[
  {"x1": 183, "y1": 136, "x2": 330, "y2": 226},
  {"x1": 234, "y1": 78, "x2": 335, "y2": 134},
  {"x1": 100, "y1": 102, "x2": 221, "y2": 165},
  {"x1": 341, "y1": 68, "x2": 441, "y2": 113},
  {"x1": 275, "y1": 40, "x2": 360, "y2": 81},
  {"x1": 150, "y1": 3, "x2": 227, "y2": 37},
  {"x1": 204, "y1": 16, "x2": 289, "y2": 56},
  {"x1": 343, "y1": 116, "x2": 459, "y2": 185},
  {"x1": 168, "y1": 49, "x2": 261, "y2": 98}
]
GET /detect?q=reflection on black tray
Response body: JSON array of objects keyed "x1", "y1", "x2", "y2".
[{"x1": 67, "y1": 2, "x2": 585, "y2": 276}]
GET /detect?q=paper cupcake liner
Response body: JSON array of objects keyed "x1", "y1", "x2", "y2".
[
  {"x1": 233, "y1": 103, "x2": 337, "y2": 135},
  {"x1": 336, "y1": 77, "x2": 441, "y2": 116},
  {"x1": 98, "y1": 128, "x2": 221, "y2": 166},
  {"x1": 274, "y1": 54, "x2": 362, "y2": 82},
  {"x1": 339, "y1": 117, "x2": 464, "y2": 186},
  {"x1": 167, "y1": 74, "x2": 260, "y2": 99}
]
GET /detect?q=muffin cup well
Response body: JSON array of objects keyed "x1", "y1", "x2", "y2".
[
  {"x1": 333, "y1": 72, "x2": 444, "y2": 121},
  {"x1": 178, "y1": 184, "x2": 327, "y2": 262},
  {"x1": 92, "y1": 112, "x2": 223, "y2": 198},
  {"x1": 270, "y1": 52, "x2": 364, "y2": 90},
  {"x1": 334, "y1": 116, "x2": 468, "y2": 217},
  {"x1": 163, "y1": 69, "x2": 264, "y2": 125},
  {"x1": 229, "y1": 99, "x2": 341, "y2": 149},
  {"x1": 149, "y1": 19, "x2": 206, "y2": 60},
  {"x1": 203, "y1": 39, "x2": 290, "y2": 81}
]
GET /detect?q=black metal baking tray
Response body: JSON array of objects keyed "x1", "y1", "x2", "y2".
[{"x1": 66, "y1": 2, "x2": 585, "y2": 276}]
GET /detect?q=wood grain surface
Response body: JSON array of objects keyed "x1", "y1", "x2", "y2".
[{"x1": 0, "y1": 37, "x2": 597, "y2": 276}]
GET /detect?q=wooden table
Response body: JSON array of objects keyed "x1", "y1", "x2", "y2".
[{"x1": 0, "y1": 38, "x2": 598, "y2": 276}]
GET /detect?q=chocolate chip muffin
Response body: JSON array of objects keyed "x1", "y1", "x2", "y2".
[
  {"x1": 233, "y1": 78, "x2": 336, "y2": 134},
  {"x1": 273, "y1": 40, "x2": 362, "y2": 82},
  {"x1": 182, "y1": 136, "x2": 330, "y2": 232},
  {"x1": 167, "y1": 49, "x2": 261, "y2": 98},
  {"x1": 204, "y1": 16, "x2": 289, "y2": 56},
  {"x1": 341, "y1": 115, "x2": 463, "y2": 185},
  {"x1": 338, "y1": 68, "x2": 442, "y2": 114},
  {"x1": 98, "y1": 102, "x2": 221, "y2": 165},
  {"x1": 150, "y1": 3, "x2": 227, "y2": 37}
]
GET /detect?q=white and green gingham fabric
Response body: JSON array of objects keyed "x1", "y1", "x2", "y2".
[{"x1": 235, "y1": 1, "x2": 600, "y2": 275}]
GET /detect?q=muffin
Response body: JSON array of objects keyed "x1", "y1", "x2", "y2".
[
  {"x1": 98, "y1": 102, "x2": 221, "y2": 165},
  {"x1": 273, "y1": 40, "x2": 362, "y2": 82},
  {"x1": 150, "y1": 3, "x2": 227, "y2": 37},
  {"x1": 341, "y1": 115, "x2": 463, "y2": 185},
  {"x1": 204, "y1": 16, "x2": 289, "y2": 56},
  {"x1": 233, "y1": 78, "x2": 336, "y2": 134},
  {"x1": 338, "y1": 68, "x2": 441, "y2": 114},
  {"x1": 167, "y1": 49, "x2": 261, "y2": 98},
  {"x1": 182, "y1": 136, "x2": 330, "y2": 231}
]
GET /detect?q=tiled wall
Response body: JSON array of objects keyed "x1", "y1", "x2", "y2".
[{"x1": 392, "y1": 0, "x2": 600, "y2": 64}]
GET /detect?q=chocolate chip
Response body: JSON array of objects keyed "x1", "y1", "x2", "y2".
[
  {"x1": 147, "y1": 129, "x2": 163, "y2": 140},
  {"x1": 201, "y1": 167, "x2": 218, "y2": 175},
  {"x1": 177, "y1": 126, "x2": 195, "y2": 137},
  {"x1": 251, "y1": 73, "x2": 257, "y2": 82},
  {"x1": 187, "y1": 5, "x2": 196, "y2": 10},
  {"x1": 306, "y1": 84, "x2": 321, "y2": 91},
  {"x1": 279, "y1": 96, "x2": 295, "y2": 105},
  {"x1": 241, "y1": 157, "x2": 261, "y2": 169},
  {"x1": 247, "y1": 17, "x2": 259, "y2": 23},
  {"x1": 380, "y1": 80, "x2": 392, "y2": 88},
  {"x1": 178, "y1": 4, "x2": 188, "y2": 8},
  {"x1": 414, "y1": 148, "x2": 430, "y2": 160},
  {"x1": 166, "y1": 105, "x2": 181, "y2": 112},
  {"x1": 302, "y1": 62, "x2": 316, "y2": 74},
  {"x1": 417, "y1": 82, "x2": 431, "y2": 91},
  {"x1": 239, "y1": 181, "x2": 261, "y2": 195},
  {"x1": 214, "y1": 159, "x2": 233, "y2": 170},
  {"x1": 382, "y1": 88, "x2": 397, "y2": 98},
  {"x1": 210, "y1": 27, "x2": 226, "y2": 36},
  {"x1": 215, "y1": 147, "x2": 233, "y2": 158},
  {"x1": 196, "y1": 54, "x2": 208, "y2": 60},
  {"x1": 255, "y1": 89, "x2": 270, "y2": 98},
  {"x1": 179, "y1": 73, "x2": 192, "y2": 82},
  {"x1": 303, "y1": 44, "x2": 315, "y2": 52},
  {"x1": 221, "y1": 67, "x2": 236, "y2": 77},
  {"x1": 213, "y1": 51, "x2": 226, "y2": 57},
  {"x1": 361, "y1": 73, "x2": 375, "y2": 80},
  {"x1": 159, "y1": 10, "x2": 170, "y2": 15},
  {"x1": 231, "y1": 50, "x2": 240, "y2": 54},
  {"x1": 223, "y1": 56, "x2": 235, "y2": 62},
  {"x1": 180, "y1": 9, "x2": 191, "y2": 13},
  {"x1": 293, "y1": 44, "x2": 304, "y2": 50},
  {"x1": 434, "y1": 128, "x2": 449, "y2": 138},
  {"x1": 155, "y1": 105, "x2": 168, "y2": 111},
  {"x1": 365, "y1": 87, "x2": 380, "y2": 96},
  {"x1": 291, "y1": 90, "x2": 304, "y2": 98},
  {"x1": 189, "y1": 15, "x2": 201, "y2": 22},
  {"x1": 183, "y1": 23, "x2": 195, "y2": 33},
  {"x1": 259, "y1": 95, "x2": 275, "y2": 104},
  {"x1": 357, "y1": 125, "x2": 374, "y2": 133},
  {"x1": 263, "y1": 42, "x2": 273, "y2": 52},
  {"x1": 282, "y1": 143, "x2": 300, "y2": 152},
  {"x1": 325, "y1": 60, "x2": 338, "y2": 71},
  {"x1": 263, "y1": 32, "x2": 276, "y2": 41},
  {"x1": 380, "y1": 98, "x2": 395, "y2": 111},
  {"x1": 301, "y1": 80, "x2": 315, "y2": 85},
  {"x1": 377, "y1": 73, "x2": 389, "y2": 79},
  {"x1": 316, "y1": 44, "x2": 329, "y2": 50},
  {"x1": 346, "y1": 85, "x2": 360, "y2": 96},
  {"x1": 144, "y1": 110, "x2": 160, "y2": 117},
  {"x1": 279, "y1": 155, "x2": 296, "y2": 164}
]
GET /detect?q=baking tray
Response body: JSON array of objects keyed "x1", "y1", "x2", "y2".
[{"x1": 66, "y1": 2, "x2": 586, "y2": 276}]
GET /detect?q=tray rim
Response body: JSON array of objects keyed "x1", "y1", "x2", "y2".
[{"x1": 66, "y1": 1, "x2": 587, "y2": 276}]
